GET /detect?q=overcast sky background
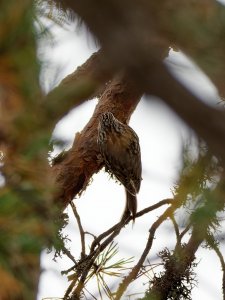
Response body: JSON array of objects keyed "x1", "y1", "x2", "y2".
[{"x1": 37, "y1": 10, "x2": 225, "y2": 299}]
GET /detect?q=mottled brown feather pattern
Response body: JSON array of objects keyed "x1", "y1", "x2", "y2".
[{"x1": 97, "y1": 112, "x2": 142, "y2": 221}]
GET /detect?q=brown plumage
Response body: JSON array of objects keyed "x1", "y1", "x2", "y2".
[{"x1": 97, "y1": 112, "x2": 142, "y2": 221}]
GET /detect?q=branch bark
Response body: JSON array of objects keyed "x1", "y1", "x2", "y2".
[
  {"x1": 56, "y1": 0, "x2": 225, "y2": 96},
  {"x1": 53, "y1": 71, "x2": 143, "y2": 207},
  {"x1": 45, "y1": 2, "x2": 225, "y2": 298},
  {"x1": 44, "y1": 49, "x2": 115, "y2": 124},
  {"x1": 55, "y1": 0, "x2": 225, "y2": 168}
]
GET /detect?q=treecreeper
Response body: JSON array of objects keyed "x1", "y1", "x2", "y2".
[{"x1": 97, "y1": 112, "x2": 142, "y2": 222}]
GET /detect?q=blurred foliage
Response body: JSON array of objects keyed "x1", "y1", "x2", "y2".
[
  {"x1": 139, "y1": 141, "x2": 225, "y2": 300},
  {"x1": 0, "y1": 1, "x2": 92, "y2": 298},
  {"x1": 56, "y1": 140, "x2": 225, "y2": 299},
  {"x1": 174, "y1": 141, "x2": 224, "y2": 231},
  {"x1": 64, "y1": 242, "x2": 134, "y2": 300},
  {"x1": 143, "y1": 246, "x2": 197, "y2": 300},
  {"x1": 2, "y1": 0, "x2": 225, "y2": 300},
  {"x1": 87, "y1": 242, "x2": 134, "y2": 299},
  {"x1": 0, "y1": 0, "x2": 63, "y2": 299}
]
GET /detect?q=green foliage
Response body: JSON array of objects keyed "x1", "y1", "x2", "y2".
[
  {"x1": 88, "y1": 243, "x2": 133, "y2": 299},
  {"x1": 64, "y1": 242, "x2": 134, "y2": 300},
  {"x1": 49, "y1": 212, "x2": 70, "y2": 261},
  {"x1": 0, "y1": 1, "x2": 64, "y2": 299},
  {"x1": 173, "y1": 141, "x2": 223, "y2": 226},
  {"x1": 139, "y1": 141, "x2": 225, "y2": 300},
  {"x1": 143, "y1": 247, "x2": 197, "y2": 300},
  {"x1": 2, "y1": 1, "x2": 225, "y2": 299}
]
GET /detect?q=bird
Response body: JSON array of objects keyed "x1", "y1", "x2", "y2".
[{"x1": 97, "y1": 112, "x2": 142, "y2": 222}]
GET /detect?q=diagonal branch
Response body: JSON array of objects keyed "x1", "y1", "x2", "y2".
[
  {"x1": 55, "y1": 0, "x2": 225, "y2": 168},
  {"x1": 53, "y1": 71, "x2": 143, "y2": 207},
  {"x1": 44, "y1": 49, "x2": 115, "y2": 123},
  {"x1": 90, "y1": 198, "x2": 173, "y2": 252},
  {"x1": 206, "y1": 234, "x2": 225, "y2": 300},
  {"x1": 170, "y1": 214, "x2": 180, "y2": 243},
  {"x1": 64, "y1": 199, "x2": 172, "y2": 299},
  {"x1": 56, "y1": 0, "x2": 225, "y2": 96},
  {"x1": 144, "y1": 60, "x2": 225, "y2": 166},
  {"x1": 143, "y1": 181, "x2": 225, "y2": 300},
  {"x1": 179, "y1": 223, "x2": 192, "y2": 241},
  {"x1": 70, "y1": 201, "x2": 86, "y2": 257},
  {"x1": 115, "y1": 203, "x2": 178, "y2": 299}
]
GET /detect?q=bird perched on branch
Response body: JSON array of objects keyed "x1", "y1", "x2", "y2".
[{"x1": 97, "y1": 112, "x2": 142, "y2": 222}]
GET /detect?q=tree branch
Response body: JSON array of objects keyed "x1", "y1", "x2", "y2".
[
  {"x1": 44, "y1": 49, "x2": 115, "y2": 123},
  {"x1": 53, "y1": 71, "x2": 143, "y2": 207},
  {"x1": 115, "y1": 204, "x2": 178, "y2": 299},
  {"x1": 63, "y1": 199, "x2": 172, "y2": 299},
  {"x1": 55, "y1": 0, "x2": 225, "y2": 168},
  {"x1": 90, "y1": 198, "x2": 173, "y2": 252},
  {"x1": 206, "y1": 234, "x2": 225, "y2": 300},
  {"x1": 56, "y1": 0, "x2": 225, "y2": 96},
  {"x1": 170, "y1": 215, "x2": 180, "y2": 244},
  {"x1": 70, "y1": 201, "x2": 86, "y2": 257}
]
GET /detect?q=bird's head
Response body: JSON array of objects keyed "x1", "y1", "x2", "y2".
[{"x1": 99, "y1": 112, "x2": 116, "y2": 127}]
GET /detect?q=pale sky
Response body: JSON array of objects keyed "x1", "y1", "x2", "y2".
[{"x1": 37, "y1": 17, "x2": 224, "y2": 300}]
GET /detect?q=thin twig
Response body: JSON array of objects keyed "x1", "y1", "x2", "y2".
[
  {"x1": 73, "y1": 223, "x2": 125, "y2": 296},
  {"x1": 84, "y1": 231, "x2": 98, "y2": 240},
  {"x1": 61, "y1": 264, "x2": 76, "y2": 276},
  {"x1": 136, "y1": 198, "x2": 173, "y2": 218},
  {"x1": 84, "y1": 287, "x2": 98, "y2": 300},
  {"x1": 90, "y1": 219, "x2": 127, "y2": 253},
  {"x1": 70, "y1": 253, "x2": 99, "y2": 298},
  {"x1": 66, "y1": 198, "x2": 173, "y2": 299},
  {"x1": 115, "y1": 204, "x2": 175, "y2": 299},
  {"x1": 206, "y1": 234, "x2": 225, "y2": 300},
  {"x1": 70, "y1": 201, "x2": 86, "y2": 256},
  {"x1": 136, "y1": 263, "x2": 162, "y2": 279},
  {"x1": 64, "y1": 212, "x2": 128, "y2": 298},
  {"x1": 62, "y1": 246, "x2": 77, "y2": 265},
  {"x1": 146, "y1": 217, "x2": 210, "y2": 300},
  {"x1": 170, "y1": 215, "x2": 180, "y2": 243},
  {"x1": 179, "y1": 222, "x2": 192, "y2": 241},
  {"x1": 91, "y1": 198, "x2": 172, "y2": 252}
]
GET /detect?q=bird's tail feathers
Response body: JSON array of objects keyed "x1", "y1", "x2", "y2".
[{"x1": 121, "y1": 190, "x2": 137, "y2": 222}]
